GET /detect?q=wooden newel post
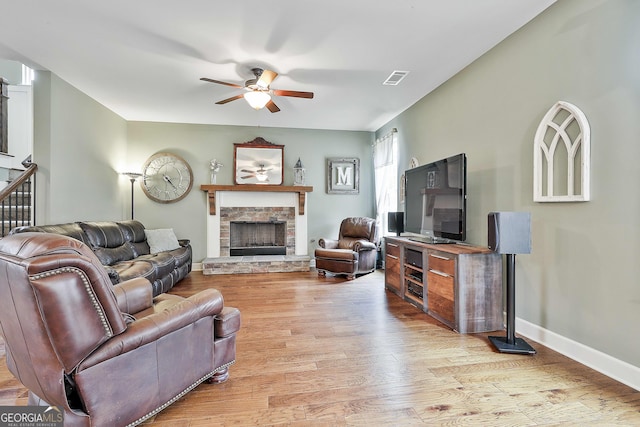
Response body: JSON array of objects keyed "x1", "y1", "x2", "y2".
[{"x1": 0, "y1": 77, "x2": 9, "y2": 154}]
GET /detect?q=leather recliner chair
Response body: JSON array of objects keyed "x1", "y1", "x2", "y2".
[
  {"x1": 0, "y1": 232, "x2": 240, "y2": 427},
  {"x1": 314, "y1": 217, "x2": 378, "y2": 280}
]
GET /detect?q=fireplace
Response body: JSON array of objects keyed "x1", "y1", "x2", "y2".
[
  {"x1": 230, "y1": 221, "x2": 286, "y2": 256},
  {"x1": 202, "y1": 185, "x2": 313, "y2": 274},
  {"x1": 219, "y1": 206, "x2": 295, "y2": 257}
]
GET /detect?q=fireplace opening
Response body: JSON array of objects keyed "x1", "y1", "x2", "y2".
[{"x1": 230, "y1": 221, "x2": 287, "y2": 256}]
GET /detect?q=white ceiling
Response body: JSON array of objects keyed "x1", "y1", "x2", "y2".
[{"x1": 0, "y1": 0, "x2": 555, "y2": 132}]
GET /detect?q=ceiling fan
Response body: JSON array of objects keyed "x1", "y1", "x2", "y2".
[
  {"x1": 200, "y1": 68, "x2": 314, "y2": 113},
  {"x1": 240, "y1": 164, "x2": 272, "y2": 182}
]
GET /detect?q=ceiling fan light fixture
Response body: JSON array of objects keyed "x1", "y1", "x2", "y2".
[
  {"x1": 256, "y1": 172, "x2": 269, "y2": 182},
  {"x1": 244, "y1": 91, "x2": 271, "y2": 109}
]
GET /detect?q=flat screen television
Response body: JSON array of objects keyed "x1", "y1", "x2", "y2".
[{"x1": 404, "y1": 153, "x2": 467, "y2": 242}]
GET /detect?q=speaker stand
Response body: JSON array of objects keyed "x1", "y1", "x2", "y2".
[{"x1": 489, "y1": 254, "x2": 536, "y2": 355}]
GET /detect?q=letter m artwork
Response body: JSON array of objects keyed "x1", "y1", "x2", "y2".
[{"x1": 327, "y1": 158, "x2": 360, "y2": 194}]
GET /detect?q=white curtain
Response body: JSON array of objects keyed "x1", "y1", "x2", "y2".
[{"x1": 373, "y1": 130, "x2": 398, "y2": 237}]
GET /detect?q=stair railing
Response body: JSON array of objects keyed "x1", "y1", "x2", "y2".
[{"x1": 0, "y1": 156, "x2": 37, "y2": 237}]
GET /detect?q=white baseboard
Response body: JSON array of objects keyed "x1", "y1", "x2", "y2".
[
  {"x1": 516, "y1": 317, "x2": 640, "y2": 391},
  {"x1": 192, "y1": 262, "x2": 203, "y2": 271}
]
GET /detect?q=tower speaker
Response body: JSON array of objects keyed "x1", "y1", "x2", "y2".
[
  {"x1": 388, "y1": 212, "x2": 404, "y2": 236},
  {"x1": 488, "y1": 212, "x2": 531, "y2": 254}
]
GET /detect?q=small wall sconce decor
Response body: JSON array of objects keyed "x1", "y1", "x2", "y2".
[
  {"x1": 293, "y1": 157, "x2": 306, "y2": 185},
  {"x1": 533, "y1": 101, "x2": 590, "y2": 202},
  {"x1": 327, "y1": 157, "x2": 359, "y2": 194}
]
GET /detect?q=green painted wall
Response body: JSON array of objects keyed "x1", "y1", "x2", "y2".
[
  {"x1": 126, "y1": 122, "x2": 374, "y2": 262},
  {"x1": 377, "y1": 0, "x2": 640, "y2": 367},
  {"x1": 0, "y1": 59, "x2": 22, "y2": 84},
  {"x1": 33, "y1": 71, "x2": 128, "y2": 223}
]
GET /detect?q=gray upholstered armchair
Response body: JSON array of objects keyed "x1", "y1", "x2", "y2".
[
  {"x1": 314, "y1": 217, "x2": 378, "y2": 280},
  {"x1": 0, "y1": 232, "x2": 240, "y2": 427}
]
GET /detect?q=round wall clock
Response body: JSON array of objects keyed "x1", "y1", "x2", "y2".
[{"x1": 141, "y1": 152, "x2": 193, "y2": 203}]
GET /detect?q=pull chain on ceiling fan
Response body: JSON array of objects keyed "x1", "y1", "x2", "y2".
[{"x1": 200, "y1": 68, "x2": 314, "y2": 113}]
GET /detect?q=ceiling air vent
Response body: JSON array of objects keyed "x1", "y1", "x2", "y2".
[{"x1": 383, "y1": 70, "x2": 409, "y2": 86}]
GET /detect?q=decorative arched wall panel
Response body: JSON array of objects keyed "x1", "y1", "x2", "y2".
[{"x1": 533, "y1": 101, "x2": 590, "y2": 202}]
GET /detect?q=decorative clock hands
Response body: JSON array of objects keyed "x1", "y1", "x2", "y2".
[{"x1": 163, "y1": 174, "x2": 178, "y2": 190}]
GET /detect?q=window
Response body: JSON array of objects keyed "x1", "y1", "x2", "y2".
[
  {"x1": 21, "y1": 65, "x2": 34, "y2": 85},
  {"x1": 373, "y1": 129, "x2": 398, "y2": 236}
]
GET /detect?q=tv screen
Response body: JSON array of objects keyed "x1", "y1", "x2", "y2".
[{"x1": 404, "y1": 153, "x2": 467, "y2": 242}]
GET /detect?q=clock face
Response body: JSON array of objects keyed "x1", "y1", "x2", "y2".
[{"x1": 141, "y1": 152, "x2": 193, "y2": 203}]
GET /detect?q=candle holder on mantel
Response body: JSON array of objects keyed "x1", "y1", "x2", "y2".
[
  {"x1": 293, "y1": 157, "x2": 306, "y2": 186},
  {"x1": 210, "y1": 159, "x2": 223, "y2": 184}
]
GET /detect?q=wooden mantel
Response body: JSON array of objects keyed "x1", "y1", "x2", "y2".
[{"x1": 200, "y1": 184, "x2": 313, "y2": 215}]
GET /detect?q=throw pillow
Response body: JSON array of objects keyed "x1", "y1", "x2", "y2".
[{"x1": 144, "y1": 228, "x2": 181, "y2": 253}]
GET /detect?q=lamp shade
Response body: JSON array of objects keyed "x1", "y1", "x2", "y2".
[
  {"x1": 122, "y1": 172, "x2": 142, "y2": 180},
  {"x1": 244, "y1": 91, "x2": 271, "y2": 109}
]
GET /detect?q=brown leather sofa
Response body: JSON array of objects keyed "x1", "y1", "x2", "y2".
[
  {"x1": 315, "y1": 217, "x2": 378, "y2": 280},
  {"x1": 11, "y1": 220, "x2": 191, "y2": 296},
  {"x1": 0, "y1": 232, "x2": 240, "y2": 427}
]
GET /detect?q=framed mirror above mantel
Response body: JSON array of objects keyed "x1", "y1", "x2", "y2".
[
  {"x1": 200, "y1": 184, "x2": 313, "y2": 215},
  {"x1": 234, "y1": 137, "x2": 284, "y2": 185}
]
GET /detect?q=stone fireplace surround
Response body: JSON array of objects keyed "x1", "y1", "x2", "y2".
[
  {"x1": 201, "y1": 185, "x2": 313, "y2": 274},
  {"x1": 223, "y1": 207, "x2": 293, "y2": 256}
]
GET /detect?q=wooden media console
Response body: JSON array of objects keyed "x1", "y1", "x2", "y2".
[{"x1": 384, "y1": 236, "x2": 503, "y2": 333}]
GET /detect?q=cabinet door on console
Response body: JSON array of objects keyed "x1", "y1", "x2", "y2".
[
  {"x1": 427, "y1": 250, "x2": 456, "y2": 328},
  {"x1": 384, "y1": 241, "x2": 401, "y2": 296}
]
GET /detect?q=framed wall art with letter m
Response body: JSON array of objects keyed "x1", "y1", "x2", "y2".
[{"x1": 327, "y1": 157, "x2": 359, "y2": 194}]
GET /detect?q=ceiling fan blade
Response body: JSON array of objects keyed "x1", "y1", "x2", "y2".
[
  {"x1": 215, "y1": 94, "x2": 245, "y2": 105},
  {"x1": 240, "y1": 169, "x2": 255, "y2": 173},
  {"x1": 266, "y1": 100, "x2": 280, "y2": 113},
  {"x1": 200, "y1": 77, "x2": 243, "y2": 89},
  {"x1": 272, "y1": 89, "x2": 314, "y2": 99},
  {"x1": 241, "y1": 175, "x2": 256, "y2": 179},
  {"x1": 257, "y1": 69, "x2": 278, "y2": 88}
]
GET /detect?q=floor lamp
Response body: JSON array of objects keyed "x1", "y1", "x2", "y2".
[
  {"x1": 487, "y1": 212, "x2": 536, "y2": 355},
  {"x1": 122, "y1": 172, "x2": 142, "y2": 220}
]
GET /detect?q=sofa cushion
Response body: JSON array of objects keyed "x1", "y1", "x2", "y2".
[
  {"x1": 315, "y1": 248, "x2": 358, "y2": 261},
  {"x1": 92, "y1": 243, "x2": 136, "y2": 266},
  {"x1": 168, "y1": 245, "x2": 191, "y2": 268},
  {"x1": 136, "y1": 252, "x2": 176, "y2": 280},
  {"x1": 144, "y1": 228, "x2": 180, "y2": 253},
  {"x1": 10, "y1": 223, "x2": 90, "y2": 245},
  {"x1": 112, "y1": 260, "x2": 156, "y2": 283},
  {"x1": 118, "y1": 220, "x2": 151, "y2": 256},
  {"x1": 80, "y1": 221, "x2": 127, "y2": 248}
]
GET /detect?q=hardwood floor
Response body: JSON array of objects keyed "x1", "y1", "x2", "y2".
[{"x1": 2, "y1": 269, "x2": 640, "y2": 426}]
